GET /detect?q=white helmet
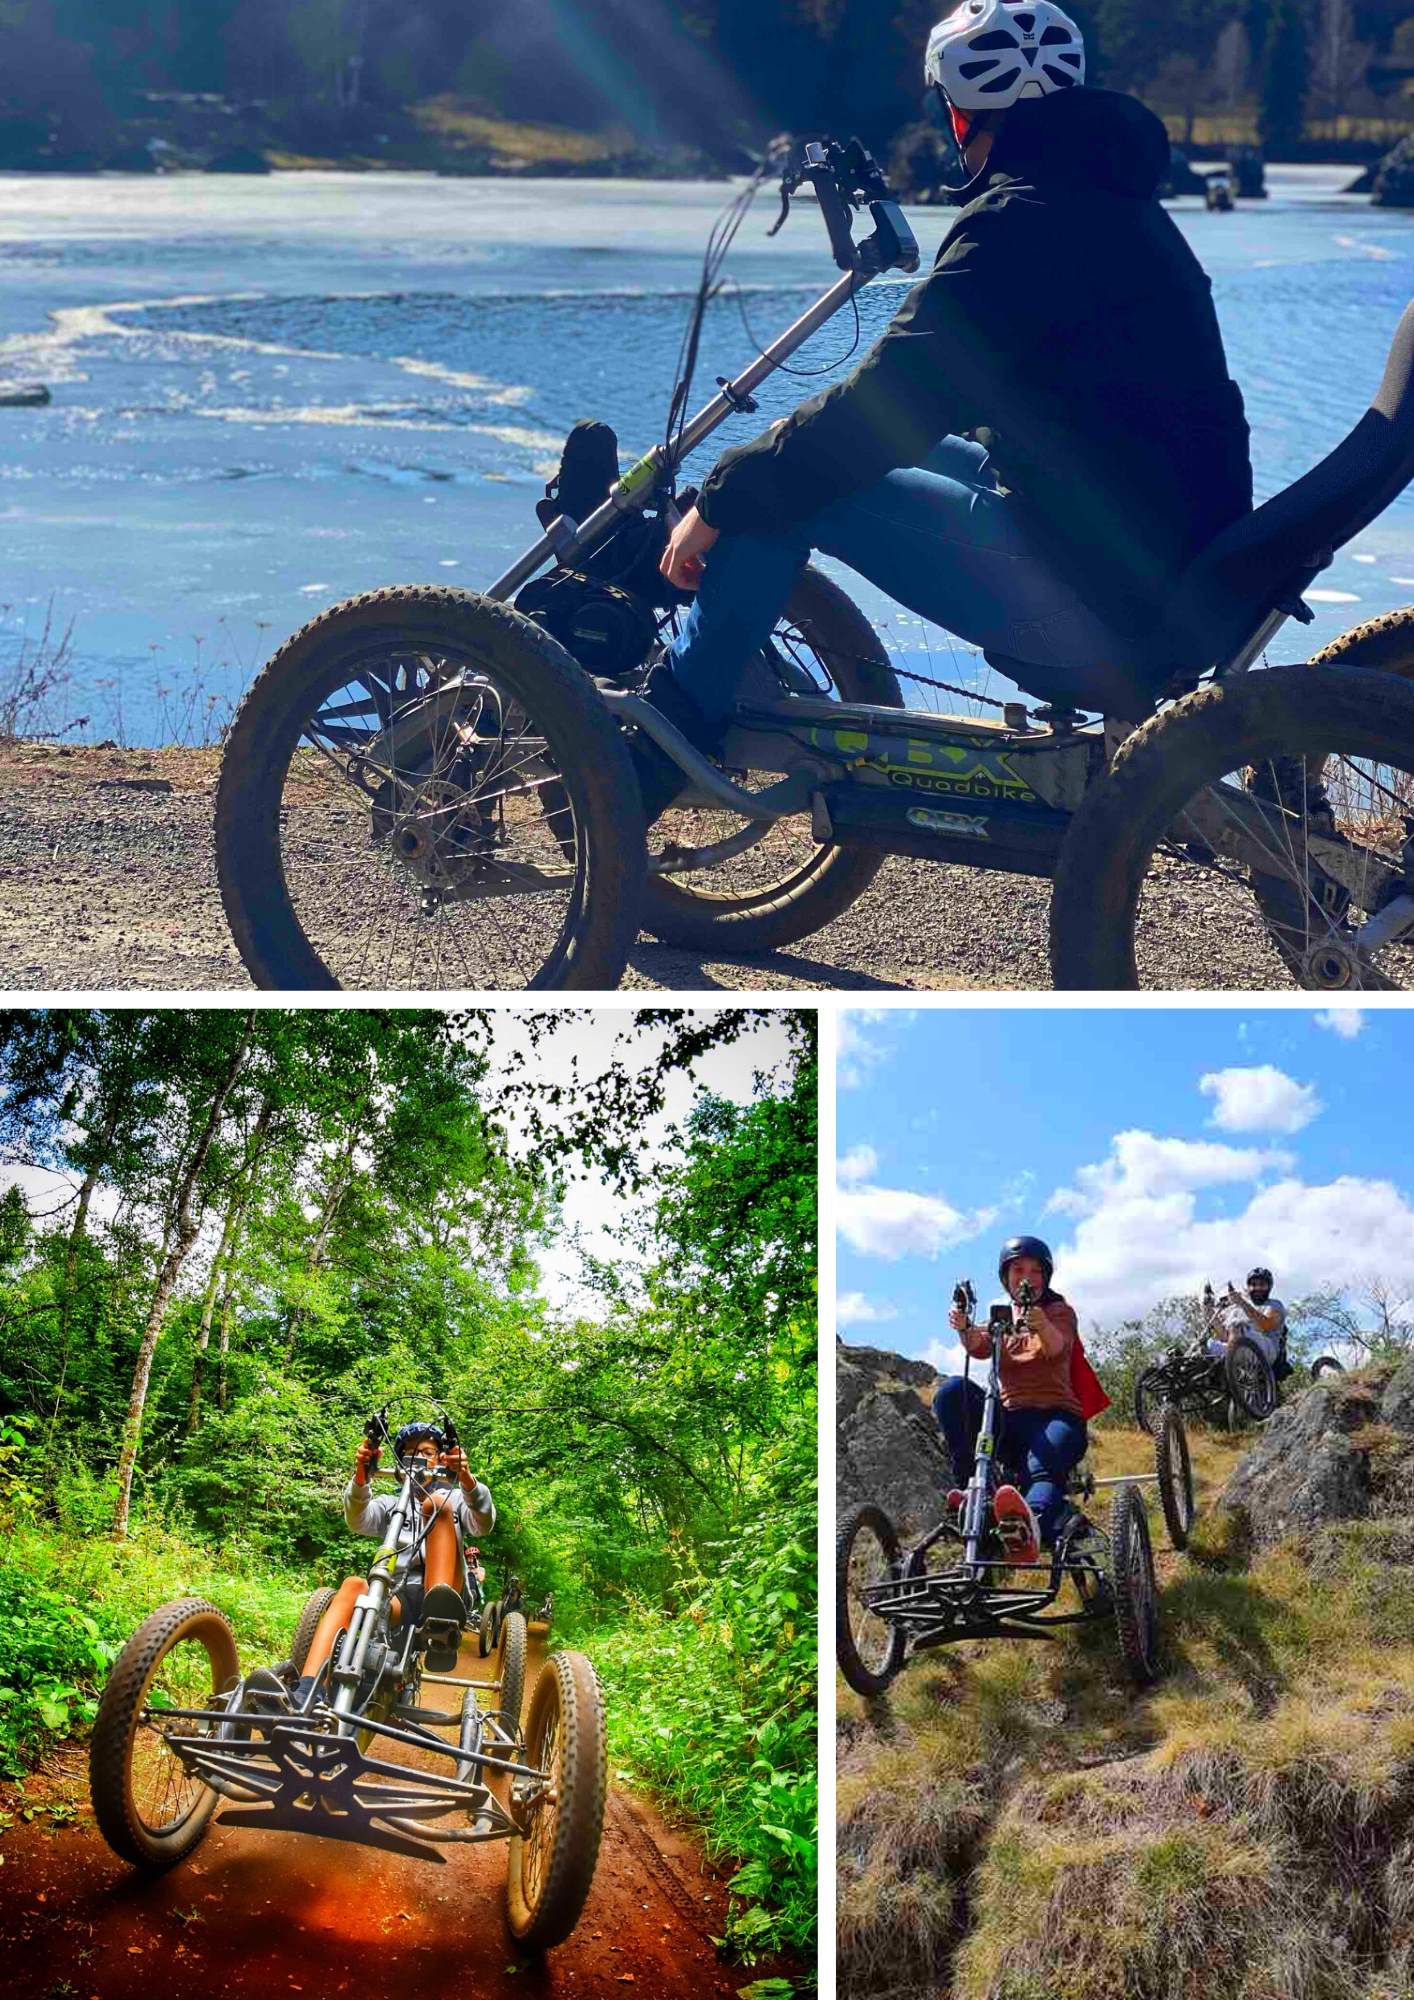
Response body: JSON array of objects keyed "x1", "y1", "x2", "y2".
[{"x1": 925, "y1": 0, "x2": 1086, "y2": 112}]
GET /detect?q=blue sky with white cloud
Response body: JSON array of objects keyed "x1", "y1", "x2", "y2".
[{"x1": 836, "y1": 1005, "x2": 1414, "y2": 1373}]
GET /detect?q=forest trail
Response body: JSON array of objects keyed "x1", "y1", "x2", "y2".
[{"x1": 0, "y1": 1617, "x2": 784, "y2": 2000}]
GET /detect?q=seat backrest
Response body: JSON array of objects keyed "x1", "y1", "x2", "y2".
[{"x1": 1156, "y1": 298, "x2": 1414, "y2": 674}]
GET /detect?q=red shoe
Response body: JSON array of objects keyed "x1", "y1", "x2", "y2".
[{"x1": 993, "y1": 1485, "x2": 1042, "y2": 1565}]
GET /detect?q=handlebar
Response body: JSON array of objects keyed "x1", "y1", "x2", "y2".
[{"x1": 766, "y1": 133, "x2": 920, "y2": 278}]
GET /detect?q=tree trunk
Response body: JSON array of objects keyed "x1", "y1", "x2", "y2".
[
  {"x1": 186, "y1": 1097, "x2": 274, "y2": 1436},
  {"x1": 284, "y1": 1119, "x2": 362, "y2": 1362},
  {"x1": 112, "y1": 1017, "x2": 255, "y2": 1540},
  {"x1": 44, "y1": 1097, "x2": 126, "y2": 1450},
  {"x1": 218, "y1": 1282, "x2": 234, "y2": 1413}
]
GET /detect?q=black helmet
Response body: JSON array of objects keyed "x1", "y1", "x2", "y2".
[
  {"x1": 1247, "y1": 1267, "x2": 1274, "y2": 1290},
  {"x1": 999, "y1": 1235, "x2": 1053, "y2": 1287},
  {"x1": 394, "y1": 1420, "x2": 445, "y2": 1459}
]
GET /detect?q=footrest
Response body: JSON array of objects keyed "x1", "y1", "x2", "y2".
[{"x1": 418, "y1": 1583, "x2": 467, "y2": 1674}]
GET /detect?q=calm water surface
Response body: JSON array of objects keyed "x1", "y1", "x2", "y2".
[{"x1": 0, "y1": 165, "x2": 1410, "y2": 739}]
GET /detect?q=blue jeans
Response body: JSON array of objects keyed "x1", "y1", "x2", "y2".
[
  {"x1": 932, "y1": 1374, "x2": 1088, "y2": 1545},
  {"x1": 670, "y1": 437, "x2": 1129, "y2": 723}
]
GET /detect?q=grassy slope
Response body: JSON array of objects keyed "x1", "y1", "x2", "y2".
[{"x1": 838, "y1": 1410, "x2": 1414, "y2": 2000}]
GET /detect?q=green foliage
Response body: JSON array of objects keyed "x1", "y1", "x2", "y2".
[
  {"x1": 0, "y1": 1515, "x2": 309, "y2": 1775},
  {"x1": 0, "y1": 1008, "x2": 817, "y2": 1961},
  {"x1": 594, "y1": 1461, "x2": 817, "y2": 1960},
  {"x1": 1260, "y1": 0, "x2": 1312, "y2": 148}
]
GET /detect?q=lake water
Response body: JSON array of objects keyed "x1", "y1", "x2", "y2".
[{"x1": 0, "y1": 164, "x2": 1412, "y2": 742}]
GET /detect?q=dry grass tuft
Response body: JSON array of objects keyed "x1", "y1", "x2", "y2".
[{"x1": 838, "y1": 1413, "x2": 1414, "y2": 1998}]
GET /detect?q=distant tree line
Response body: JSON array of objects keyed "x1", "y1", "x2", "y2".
[{"x1": 4, "y1": 0, "x2": 1414, "y2": 162}]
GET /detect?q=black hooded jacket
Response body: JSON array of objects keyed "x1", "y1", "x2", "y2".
[{"x1": 696, "y1": 90, "x2": 1254, "y2": 650}]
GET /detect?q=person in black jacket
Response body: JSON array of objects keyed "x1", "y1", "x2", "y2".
[{"x1": 640, "y1": 0, "x2": 1252, "y2": 816}]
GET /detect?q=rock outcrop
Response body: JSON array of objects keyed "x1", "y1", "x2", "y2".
[
  {"x1": 837, "y1": 1340, "x2": 950, "y2": 1536},
  {"x1": 1218, "y1": 1358, "x2": 1414, "y2": 1547},
  {"x1": 1372, "y1": 134, "x2": 1414, "y2": 207}
]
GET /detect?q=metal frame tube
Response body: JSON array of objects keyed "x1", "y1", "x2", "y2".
[{"x1": 485, "y1": 269, "x2": 868, "y2": 603}]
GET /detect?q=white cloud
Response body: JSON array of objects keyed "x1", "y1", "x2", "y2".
[
  {"x1": 837, "y1": 1182, "x2": 981, "y2": 1261},
  {"x1": 922, "y1": 1338, "x2": 964, "y2": 1379},
  {"x1": 1314, "y1": 1009, "x2": 1366, "y2": 1042},
  {"x1": 837, "y1": 1144, "x2": 879, "y2": 1188},
  {"x1": 1200, "y1": 1064, "x2": 1322, "y2": 1134},
  {"x1": 838, "y1": 1010, "x2": 889, "y2": 1089},
  {"x1": 1050, "y1": 1150, "x2": 1414, "y2": 1327},
  {"x1": 837, "y1": 1291, "x2": 899, "y2": 1328},
  {"x1": 1048, "y1": 1130, "x2": 1294, "y2": 1217}
]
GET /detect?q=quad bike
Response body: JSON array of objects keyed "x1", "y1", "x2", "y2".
[
  {"x1": 836, "y1": 1290, "x2": 1196, "y2": 1698},
  {"x1": 1133, "y1": 1284, "x2": 1345, "y2": 1434},
  {"x1": 479, "y1": 1573, "x2": 526, "y2": 1659},
  {"x1": 88, "y1": 1410, "x2": 606, "y2": 1951},
  {"x1": 213, "y1": 131, "x2": 1414, "y2": 993}
]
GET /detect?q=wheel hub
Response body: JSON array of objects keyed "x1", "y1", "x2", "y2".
[{"x1": 1302, "y1": 939, "x2": 1360, "y2": 989}]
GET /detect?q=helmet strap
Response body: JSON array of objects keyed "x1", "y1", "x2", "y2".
[{"x1": 936, "y1": 91, "x2": 1001, "y2": 196}]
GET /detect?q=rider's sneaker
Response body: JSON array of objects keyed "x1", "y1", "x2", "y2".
[{"x1": 993, "y1": 1485, "x2": 1042, "y2": 1566}]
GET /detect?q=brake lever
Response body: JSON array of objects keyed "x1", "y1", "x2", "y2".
[{"x1": 766, "y1": 182, "x2": 793, "y2": 239}]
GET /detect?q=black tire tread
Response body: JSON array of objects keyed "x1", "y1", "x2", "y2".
[
  {"x1": 289, "y1": 1585, "x2": 337, "y2": 1676},
  {"x1": 1109, "y1": 1486, "x2": 1160, "y2": 1688},
  {"x1": 835, "y1": 1502, "x2": 906, "y2": 1699},
  {"x1": 1226, "y1": 1334, "x2": 1277, "y2": 1421},
  {"x1": 1154, "y1": 1407, "x2": 1195, "y2": 1551},
  {"x1": 1307, "y1": 607, "x2": 1414, "y2": 673},
  {"x1": 640, "y1": 567, "x2": 903, "y2": 952},
  {"x1": 215, "y1": 584, "x2": 646, "y2": 990},
  {"x1": 1133, "y1": 1367, "x2": 1166, "y2": 1438},
  {"x1": 506, "y1": 1650, "x2": 608, "y2": 1950},
  {"x1": 499, "y1": 1609, "x2": 528, "y2": 1732},
  {"x1": 1051, "y1": 664, "x2": 1414, "y2": 989},
  {"x1": 89, "y1": 1597, "x2": 238, "y2": 1869}
]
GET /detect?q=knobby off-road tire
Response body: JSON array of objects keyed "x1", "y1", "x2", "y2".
[
  {"x1": 1050, "y1": 664, "x2": 1414, "y2": 990},
  {"x1": 1308, "y1": 605, "x2": 1414, "y2": 678},
  {"x1": 1109, "y1": 1486, "x2": 1160, "y2": 1687},
  {"x1": 1133, "y1": 1368, "x2": 1169, "y2": 1438},
  {"x1": 499, "y1": 1608, "x2": 528, "y2": 1734},
  {"x1": 1154, "y1": 1406, "x2": 1195, "y2": 1551},
  {"x1": 479, "y1": 1602, "x2": 499, "y2": 1658},
  {"x1": 1312, "y1": 1355, "x2": 1346, "y2": 1380},
  {"x1": 640, "y1": 568, "x2": 904, "y2": 953},
  {"x1": 215, "y1": 587, "x2": 646, "y2": 991},
  {"x1": 1226, "y1": 1334, "x2": 1278, "y2": 1422},
  {"x1": 289, "y1": 1585, "x2": 337, "y2": 1676},
  {"x1": 836, "y1": 1503, "x2": 907, "y2": 1699},
  {"x1": 90, "y1": 1598, "x2": 239, "y2": 1870},
  {"x1": 505, "y1": 1651, "x2": 608, "y2": 1951}
]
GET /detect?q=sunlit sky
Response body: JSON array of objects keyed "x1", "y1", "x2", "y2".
[
  {"x1": 836, "y1": 1004, "x2": 1414, "y2": 1374},
  {"x1": 0, "y1": 1007, "x2": 804, "y2": 1314}
]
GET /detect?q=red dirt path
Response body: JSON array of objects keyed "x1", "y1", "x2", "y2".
[{"x1": 0, "y1": 1622, "x2": 802, "y2": 2000}]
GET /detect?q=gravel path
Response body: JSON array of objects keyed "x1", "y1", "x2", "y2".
[
  {"x1": 0, "y1": 1621, "x2": 788, "y2": 2000},
  {"x1": 0, "y1": 741, "x2": 1290, "y2": 992}
]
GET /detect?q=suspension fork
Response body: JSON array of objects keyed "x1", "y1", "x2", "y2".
[
  {"x1": 329, "y1": 1472, "x2": 418, "y2": 1727},
  {"x1": 961, "y1": 1325, "x2": 1005, "y2": 1569}
]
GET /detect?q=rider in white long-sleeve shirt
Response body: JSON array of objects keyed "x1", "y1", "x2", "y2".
[{"x1": 299, "y1": 1421, "x2": 496, "y2": 1691}]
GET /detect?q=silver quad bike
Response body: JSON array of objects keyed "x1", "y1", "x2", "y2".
[
  {"x1": 88, "y1": 1409, "x2": 605, "y2": 1951},
  {"x1": 837, "y1": 1284, "x2": 1195, "y2": 1698},
  {"x1": 214, "y1": 135, "x2": 1414, "y2": 991}
]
